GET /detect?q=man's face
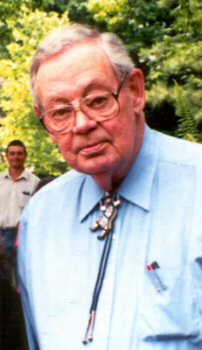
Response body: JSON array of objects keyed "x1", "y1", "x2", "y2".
[
  {"x1": 34, "y1": 43, "x2": 145, "y2": 183},
  {"x1": 6, "y1": 146, "x2": 26, "y2": 170}
]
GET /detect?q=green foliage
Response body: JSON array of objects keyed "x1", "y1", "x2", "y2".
[
  {"x1": 139, "y1": 0, "x2": 202, "y2": 138},
  {"x1": 0, "y1": 6, "x2": 70, "y2": 176},
  {"x1": 0, "y1": 0, "x2": 21, "y2": 58},
  {"x1": 0, "y1": 0, "x2": 46, "y2": 58},
  {"x1": 84, "y1": 0, "x2": 202, "y2": 141},
  {"x1": 85, "y1": 0, "x2": 174, "y2": 54},
  {"x1": 174, "y1": 83, "x2": 202, "y2": 142},
  {"x1": 41, "y1": 0, "x2": 71, "y2": 13}
]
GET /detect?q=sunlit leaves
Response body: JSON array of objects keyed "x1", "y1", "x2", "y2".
[{"x1": 0, "y1": 6, "x2": 69, "y2": 175}]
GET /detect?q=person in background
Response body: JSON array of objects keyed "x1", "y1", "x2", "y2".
[
  {"x1": 18, "y1": 24, "x2": 202, "y2": 349},
  {"x1": 0, "y1": 140, "x2": 38, "y2": 349},
  {"x1": 0, "y1": 140, "x2": 40, "y2": 284},
  {"x1": 0, "y1": 236, "x2": 28, "y2": 349}
]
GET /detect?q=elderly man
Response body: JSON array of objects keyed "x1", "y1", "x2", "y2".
[
  {"x1": 0, "y1": 140, "x2": 39, "y2": 283},
  {"x1": 18, "y1": 24, "x2": 202, "y2": 349}
]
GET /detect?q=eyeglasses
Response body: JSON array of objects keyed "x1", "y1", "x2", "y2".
[{"x1": 39, "y1": 74, "x2": 126, "y2": 135}]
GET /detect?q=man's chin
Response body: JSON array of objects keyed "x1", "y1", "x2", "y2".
[
  {"x1": 74, "y1": 160, "x2": 115, "y2": 176},
  {"x1": 65, "y1": 151, "x2": 118, "y2": 176},
  {"x1": 12, "y1": 164, "x2": 23, "y2": 169}
]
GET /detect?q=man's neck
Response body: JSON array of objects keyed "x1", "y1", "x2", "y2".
[
  {"x1": 9, "y1": 167, "x2": 25, "y2": 180},
  {"x1": 91, "y1": 173, "x2": 118, "y2": 193},
  {"x1": 92, "y1": 162, "x2": 133, "y2": 192},
  {"x1": 92, "y1": 148, "x2": 139, "y2": 193}
]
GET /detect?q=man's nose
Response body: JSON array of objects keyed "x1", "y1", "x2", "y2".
[{"x1": 72, "y1": 109, "x2": 97, "y2": 134}]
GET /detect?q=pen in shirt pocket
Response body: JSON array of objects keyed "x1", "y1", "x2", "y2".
[
  {"x1": 22, "y1": 191, "x2": 30, "y2": 196},
  {"x1": 146, "y1": 261, "x2": 167, "y2": 292}
]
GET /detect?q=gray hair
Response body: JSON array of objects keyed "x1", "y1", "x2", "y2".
[{"x1": 30, "y1": 23, "x2": 134, "y2": 103}]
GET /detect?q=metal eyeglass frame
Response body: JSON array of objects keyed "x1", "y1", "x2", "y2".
[{"x1": 38, "y1": 72, "x2": 127, "y2": 135}]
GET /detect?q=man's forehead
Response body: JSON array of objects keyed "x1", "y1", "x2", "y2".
[
  {"x1": 35, "y1": 42, "x2": 118, "y2": 104},
  {"x1": 36, "y1": 42, "x2": 115, "y2": 82},
  {"x1": 44, "y1": 76, "x2": 115, "y2": 104},
  {"x1": 7, "y1": 146, "x2": 25, "y2": 153}
]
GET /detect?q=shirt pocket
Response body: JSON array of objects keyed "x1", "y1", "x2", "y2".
[
  {"x1": 19, "y1": 190, "x2": 31, "y2": 209},
  {"x1": 140, "y1": 265, "x2": 200, "y2": 343}
]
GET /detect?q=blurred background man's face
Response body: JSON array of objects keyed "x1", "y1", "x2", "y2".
[{"x1": 6, "y1": 146, "x2": 26, "y2": 170}]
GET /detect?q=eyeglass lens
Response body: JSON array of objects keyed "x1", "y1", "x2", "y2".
[{"x1": 43, "y1": 91, "x2": 119, "y2": 134}]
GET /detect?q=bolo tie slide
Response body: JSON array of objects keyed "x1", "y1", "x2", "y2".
[{"x1": 82, "y1": 193, "x2": 121, "y2": 344}]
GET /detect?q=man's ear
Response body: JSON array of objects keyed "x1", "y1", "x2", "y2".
[
  {"x1": 34, "y1": 104, "x2": 57, "y2": 141},
  {"x1": 49, "y1": 133, "x2": 57, "y2": 142},
  {"x1": 34, "y1": 104, "x2": 40, "y2": 118},
  {"x1": 127, "y1": 69, "x2": 145, "y2": 113}
]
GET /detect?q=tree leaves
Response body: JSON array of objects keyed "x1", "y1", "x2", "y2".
[{"x1": 0, "y1": 6, "x2": 69, "y2": 176}]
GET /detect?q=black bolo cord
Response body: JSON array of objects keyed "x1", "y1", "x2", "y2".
[
  {"x1": 82, "y1": 193, "x2": 121, "y2": 344},
  {"x1": 82, "y1": 229, "x2": 113, "y2": 344}
]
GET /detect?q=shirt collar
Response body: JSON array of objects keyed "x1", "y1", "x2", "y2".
[
  {"x1": 79, "y1": 176, "x2": 103, "y2": 222},
  {"x1": 79, "y1": 125, "x2": 159, "y2": 222},
  {"x1": 4, "y1": 169, "x2": 28, "y2": 180},
  {"x1": 118, "y1": 125, "x2": 159, "y2": 211}
]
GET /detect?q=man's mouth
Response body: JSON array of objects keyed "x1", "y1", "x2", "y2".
[{"x1": 79, "y1": 142, "x2": 106, "y2": 156}]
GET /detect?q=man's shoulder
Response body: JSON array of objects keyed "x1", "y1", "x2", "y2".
[
  {"x1": 24, "y1": 169, "x2": 40, "y2": 181},
  {"x1": 0, "y1": 170, "x2": 8, "y2": 181},
  {"x1": 32, "y1": 169, "x2": 86, "y2": 196},
  {"x1": 23, "y1": 169, "x2": 87, "y2": 215},
  {"x1": 0, "y1": 170, "x2": 7, "y2": 177},
  {"x1": 50, "y1": 169, "x2": 85, "y2": 187},
  {"x1": 156, "y1": 131, "x2": 202, "y2": 167}
]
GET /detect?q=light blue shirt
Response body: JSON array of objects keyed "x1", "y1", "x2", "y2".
[{"x1": 18, "y1": 125, "x2": 202, "y2": 349}]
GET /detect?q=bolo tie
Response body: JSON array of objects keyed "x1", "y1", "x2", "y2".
[{"x1": 82, "y1": 192, "x2": 121, "y2": 344}]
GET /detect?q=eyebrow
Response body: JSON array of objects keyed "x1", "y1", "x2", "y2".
[
  {"x1": 8, "y1": 151, "x2": 24, "y2": 155},
  {"x1": 83, "y1": 78, "x2": 113, "y2": 95}
]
